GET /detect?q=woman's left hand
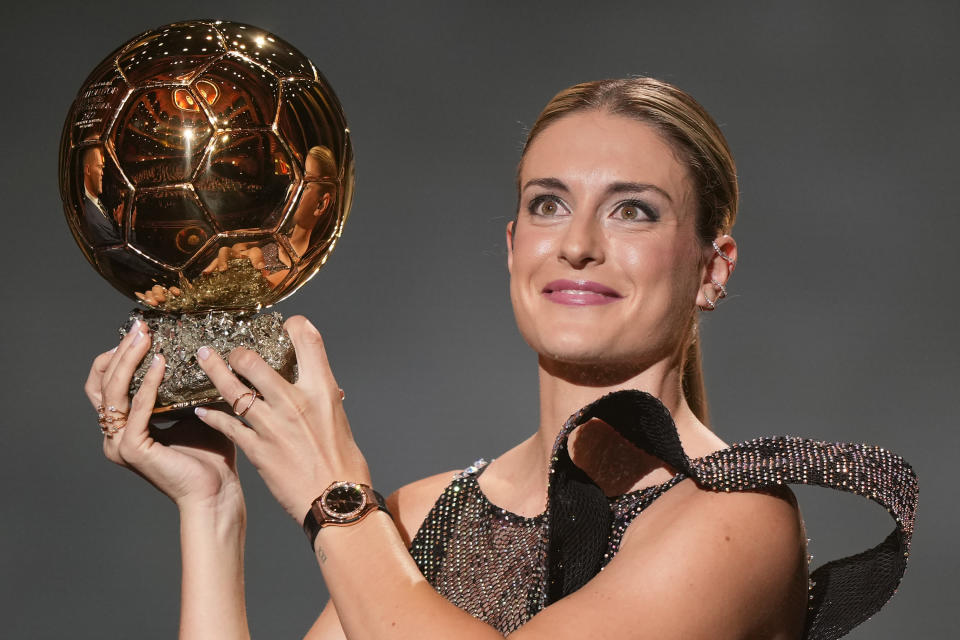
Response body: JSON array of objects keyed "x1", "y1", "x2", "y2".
[{"x1": 193, "y1": 315, "x2": 371, "y2": 523}]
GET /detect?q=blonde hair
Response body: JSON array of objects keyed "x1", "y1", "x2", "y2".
[
  {"x1": 519, "y1": 78, "x2": 739, "y2": 423},
  {"x1": 307, "y1": 145, "x2": 337, "y2": 179}
]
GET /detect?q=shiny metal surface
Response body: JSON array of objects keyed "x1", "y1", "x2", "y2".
[{"x1": 60, "y1": 20, "x2": 354, "y2": 312}]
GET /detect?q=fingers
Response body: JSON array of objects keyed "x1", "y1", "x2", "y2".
[
  {"x1": 284, "y1": 316, "x2": 337, "y2": 390},
  {"x1": 85, "y1": 348, "x2": 117, "y2": 407},
  {"x1": 135, "y1": 291, "x2": 159, "y2": 307},
  {"x1": 105, "y1": 329, "x2": 151, "y2": 404},
  {"x1": 195, "y1": 347, "x2": 265, "y2": 419},
  {"x1": 134, "y1": 285, "x2": 169, "y2": 307},
  {"x1": 227, "y1": 347, "x2": 287, "y2": 399},
  {"x1": 150, "y1": 285, "x2": 169, "y2": 304},
  {"x1": 102, "y1": 320, "x2": 146, "y2": 391},
  {"x1": 194, "y1": 406, "x2": 256, "y2": 452},
  {"x1": 109, "y1": 353, "x2": 164, "y2": 464},
  {"x1": 203, "y1": 247, "x2": 231, "y2": 273},
  {"x1": 244, "y1": 246, "x2": 266, "y2": 270},
  {"x1": 126, "y1": 354, "x2": 164, "y2": 440}
]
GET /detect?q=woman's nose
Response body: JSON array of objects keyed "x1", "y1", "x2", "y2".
[{"x1": 557, "y1": 214, "x2": 605, "y2": 268}]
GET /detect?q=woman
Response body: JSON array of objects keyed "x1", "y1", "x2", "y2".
[{"x1": 86, "y1": 78, "x2": 916, "y2": 639}]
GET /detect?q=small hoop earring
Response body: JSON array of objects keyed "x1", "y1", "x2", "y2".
[
  {"x1": 702, "y1": 292, "x2": 717, "y2": 310},
  {"x1": 712, "y1": 240, "x2": 735, "y2": 266}
]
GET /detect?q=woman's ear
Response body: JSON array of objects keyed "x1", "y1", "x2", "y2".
[
  {"x1": 506, "y1": 220, "x2": 515, "y2": 274},
  {"x1": 696, "y1": 234, "x2": 737, "y2": 310}
]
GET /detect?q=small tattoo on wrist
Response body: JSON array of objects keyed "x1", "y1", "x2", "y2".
[{"x1": 316, "y1": 544, "x2": 327, "y2": 564}]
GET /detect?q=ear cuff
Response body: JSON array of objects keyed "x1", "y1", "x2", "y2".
[
  {"x1": 702, "y1": 241, "x2": 733, "y2": 310},
  {"x1": 712, "y1": 240, "x2": 735, "y2": 267}
]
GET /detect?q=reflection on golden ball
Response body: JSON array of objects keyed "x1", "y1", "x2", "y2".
[{"x1": 59, "y1": 20, "x2": 355, "y2": 312}]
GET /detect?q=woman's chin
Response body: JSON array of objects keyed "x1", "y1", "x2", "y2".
[{"x1": 536, "y1": 337, "x2": 631, "y2": 369}]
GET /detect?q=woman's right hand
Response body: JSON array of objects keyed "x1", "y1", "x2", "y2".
[{"x1": 84, "y1": 321, "x2": 244, "y2": 517}]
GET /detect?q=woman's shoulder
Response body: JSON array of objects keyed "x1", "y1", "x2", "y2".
[
  {"x1": 385, "y1": 468, "x2": 462, "y2": 547},
  {"x1": 523, "y1": 478, "x2": 809, "y2": 639}
]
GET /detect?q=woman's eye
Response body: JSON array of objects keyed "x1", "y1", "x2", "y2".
[
  {"x1": 529, "y1": 196, "x2": 565, "y2": 217},
  {"x1": 614, "y1": 201, "x2": 657, "y2": 222}
]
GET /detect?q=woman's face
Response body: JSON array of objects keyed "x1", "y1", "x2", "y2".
[{"x1": 509, "y1": 111, "x2": 711, "y2": 370}]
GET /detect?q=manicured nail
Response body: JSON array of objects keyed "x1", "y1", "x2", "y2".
[
  {"x1": 194, "y1": 406, "x2": 207, "y2": 418},
  {"x1": 150, "y1": 354, "x2": 161, "y2": 368},
  {"x1": 133, "y1": 330, "x2": 145, "y2": 345},
  {"x1": 109, "y1": 346, "x2": 118, "y2": 353},
  {"x1": 197, "y1": 346, "x2": 211, "y2": 360}
]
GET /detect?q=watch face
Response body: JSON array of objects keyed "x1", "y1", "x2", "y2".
[{"x1": 321, "y1": 482, "x2": 366, "y2": 520}]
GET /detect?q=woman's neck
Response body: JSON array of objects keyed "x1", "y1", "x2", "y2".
[
  {"x1": 537, "y1": 354, "x2": 691, "y2": 435},
  {"x1": 481, "y1": 351, "x2": 718, "y2": 517},
  {"x1": 527, "y1": 353, "x2": 702, "y2": 491}
]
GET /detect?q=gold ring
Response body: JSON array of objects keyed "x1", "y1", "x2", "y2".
[
  {"x1": 98, "y1": 403, "x2": 129, "y2": 437},
  {"x1": 100, "y1": 418, "x2": 127, "y2": 438},
  {"x1": 232, "y1": 390, "x2": 261, "y2": 417}
]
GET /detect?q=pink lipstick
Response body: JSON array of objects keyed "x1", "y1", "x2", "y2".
[{"x1": 542, "y1": 279, "x2": 622, "y2": 306}]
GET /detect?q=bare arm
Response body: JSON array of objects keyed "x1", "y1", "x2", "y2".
[
  {"x1": 303, "y1": 471, "x2": 457, "y2": 640},
  {"x1": 178, "y1": 502, "x2": 249, "y2": 639},
  {"x1": 304, "y1": 600, "x2": 347, "y2": 640},
  {"x1": 86, "y1": 325, "x2": 251, "y2": 639},
  {"x1": 310, "y1": 478, "x2": 805, "y2": 640}
]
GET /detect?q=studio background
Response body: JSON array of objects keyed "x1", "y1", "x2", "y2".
[{"x1": 1, "y1": 1, "x2": 955, "y2": 637}]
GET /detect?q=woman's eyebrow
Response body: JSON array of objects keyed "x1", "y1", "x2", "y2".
[
  {"x1": 521, "y1": 178, "x2": 673, "y2": 203},
  {"x1": 521, "y1": 177, "x2": 568, "y2": 193},
  {"x1": 605, "y1": 181, "x2": 673, "y2": 203}
]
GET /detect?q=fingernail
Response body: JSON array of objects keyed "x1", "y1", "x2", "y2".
[
  {"x1": 134, "y1": 330, "x2": 145, "y2": 345},
  {"x1": 197, "y1": 346, "x2": 211, "y2": 360},
  {"x1": 109, "y1": 346, "x2": 118, "y2": 354},
  {"x1": 150, "y1": 354, "x2": 161, "y2": 368},
  {"x1": 194, "y1": 406, "x2": 207, "y2": 418},
  {"x1": 304, "y1": 318, "x2": 319, "y2": 333}
]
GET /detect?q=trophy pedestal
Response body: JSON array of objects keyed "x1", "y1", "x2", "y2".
[{"x1": 123, "y1": 309, "x2": 297, "y2": 417}]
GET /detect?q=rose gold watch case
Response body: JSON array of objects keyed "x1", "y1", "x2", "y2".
[{"x1": 313, "y1": 481, "x2": 377, "y2": 526}]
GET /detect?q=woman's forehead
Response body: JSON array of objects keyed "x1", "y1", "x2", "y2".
[{"x1": 520, "y1": 111, "x2": 693, "y2": 203}]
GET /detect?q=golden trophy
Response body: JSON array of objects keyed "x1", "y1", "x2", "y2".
[{"x1": 59, "y1": 20, "x2": 355, "y2": 414}]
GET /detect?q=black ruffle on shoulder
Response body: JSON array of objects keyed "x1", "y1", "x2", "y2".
[
  {"x1": 410, "y1": 390, "x2": 919, "y2": 639},
  {"x1": 547, "y1": 391, "x2": 918, "y2": 639}
]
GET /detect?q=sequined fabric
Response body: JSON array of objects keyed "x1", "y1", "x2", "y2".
[
  {"x1": 409, "y1": 390, "x2": 918, "y2": 639},
  {"x1": 409, "y1": 460, "x2": 545, "y2": 634},
  {"x1": 259, "y1": 241, "x2": 289, "y2": 273},
  {"x1": 409, "y1": 460, "x2": 685, "y2": 635}
]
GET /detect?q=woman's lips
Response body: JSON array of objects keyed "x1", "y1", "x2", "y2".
[{"x1": 542, "y1": 279, "x2": 623, "y2": 306}]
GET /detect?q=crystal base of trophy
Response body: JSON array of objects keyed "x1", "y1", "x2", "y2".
[{"x1": 124, "y1": 308, "x2": 298, "y2": 418}]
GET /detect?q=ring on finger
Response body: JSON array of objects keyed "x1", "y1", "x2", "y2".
[
  {"x1": 232, "y1": 389, "x2": 263, "y2": 417},
  {"x1": 100, "y1": 418, "x2": 127, "y2": 438},
  {"x1": 98, "y1": 403, "x2": 129, "y2": 429}
]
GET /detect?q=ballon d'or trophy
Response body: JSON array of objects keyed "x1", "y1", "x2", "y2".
[{"x1": 59, "y1": 20, "x2": 355, "y2": 415}]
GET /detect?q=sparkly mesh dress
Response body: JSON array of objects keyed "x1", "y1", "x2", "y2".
[{"x1": 409, "y1": 391, "x2": 918, "y2": 639}]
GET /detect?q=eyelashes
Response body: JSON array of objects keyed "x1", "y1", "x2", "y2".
[
  {"x1": 527, "y1": 194, "x2": 566, "y2": 217},
  {"x1": 525, "y1": 195, "x2": 660, "y2": 222},
  {"x1": 615, "y1": 199, "x2": 660, "y2": 222}
]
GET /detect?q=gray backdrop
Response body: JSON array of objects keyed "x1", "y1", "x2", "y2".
[{"x1": 1, "y1": 1, "x2": 955, "y2": 637}]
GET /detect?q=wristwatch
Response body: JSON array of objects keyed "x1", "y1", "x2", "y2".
[{"x1": 302, "y1": 481, "x2": 390, "y2": 547}]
